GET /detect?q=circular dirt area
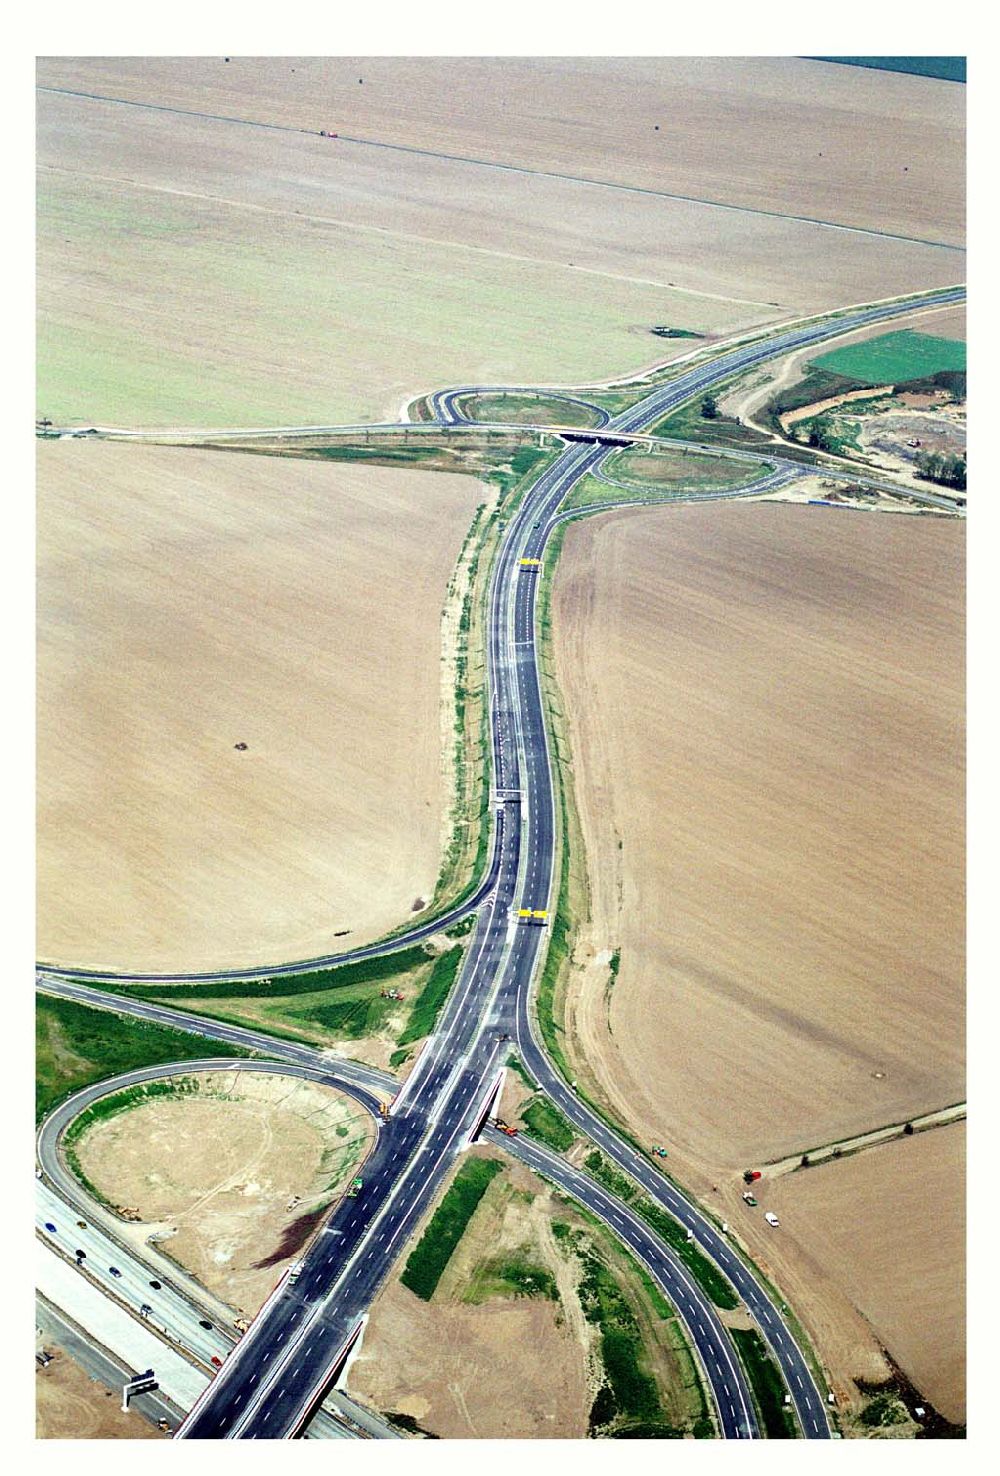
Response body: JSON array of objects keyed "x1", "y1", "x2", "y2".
[{"x1": 72, "y1": 1070, "x2": 374, "y2": 1313}]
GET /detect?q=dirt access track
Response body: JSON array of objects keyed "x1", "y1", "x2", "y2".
[
  {"x1": 37, "y1": 441, "x2": 483, "y2": 972},
  {"x1": 551, "y1": 500, "x2": 963, "y2": 1409},
  {"x1": 73, "y1": 1070, "x2": 373, "y2": 1316},
  {"x1": 36, "y1": 57, "x2": 962, "y2": 427}
]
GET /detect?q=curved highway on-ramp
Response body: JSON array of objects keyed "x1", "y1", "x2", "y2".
[{"x1": 37, "y1": 286, "x2": 965, "y2": 1439}]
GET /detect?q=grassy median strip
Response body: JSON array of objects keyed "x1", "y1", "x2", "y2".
[
  {"x1": 36, "y1": 994, "x2": 250, "y2": 1123},
  {"x1": 730, "y1": 1328, "x2": 798, "y2": 1439},
  {"x1": 583, "y1": 1151, "x2": 738, "y2": 1311},
  {"x1": 401, "y1": 1157, "x2": 504, "y2": 1300},
  {"x1": 87, "y1": 946, "x2": 432, "y2": 1001}
]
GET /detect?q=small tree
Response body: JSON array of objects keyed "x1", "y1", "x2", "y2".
[{"x1": 700, "y1": 395, "x2": 719, "y2": 420}]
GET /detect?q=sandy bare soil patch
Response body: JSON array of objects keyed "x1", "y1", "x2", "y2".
[
  {"x1": 37, "y1": 56, "x2": 964, "y2": 245},
  {"x1": 350, "y1": 1152, "x2": 703, "y2": 1438},
  {"x1": 36, "y1": 72, "x2": 961, "y2": 427},
  {"x1": 36, "y1": 1339, "x2": 165, "y2": 1439},
  {"x1": 761, "y1": 1124, "x2": 966, "y2": 1422},
  {"x1": 37, "y1": 441, "x2": 482, "y2": 972},
  {"x1": 350, "y1": 1160, "x2": 591, "y2": 1438},
  {"x1": 552, "y1": 502, "x2": 963, "y2": 1179},
  {"x1": 74, "y1": 1071, "x2": 372, "y2": 1315}
]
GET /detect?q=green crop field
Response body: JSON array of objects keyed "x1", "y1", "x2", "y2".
[{"x1": 810, "y1": 330, "x2": 966, "y2": 386}]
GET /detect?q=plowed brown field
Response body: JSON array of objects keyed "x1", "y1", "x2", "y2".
[
  {"x1": 36, "y1": 59, "x2": 962, "y2": 427},
  {"x1": 765, "y1": 1124, "x2": 966, "y2": 1422},
  {"x1": 551, "y1": 500, "x2": 964, "y2": 1411},
  {"x1": 553, "y1": 502, "x2": 964, "y2": 1174},
  {"x1": 37, "y1": 56, "x2": 964, "y2": 243},
  {"x1": 37, "y1": 442, "x2": 482, "y2": 971}
]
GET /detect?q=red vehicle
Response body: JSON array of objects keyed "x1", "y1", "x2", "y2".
[{"x1": 210, "y1": 1355, "x2": 223, "y2": 1369}]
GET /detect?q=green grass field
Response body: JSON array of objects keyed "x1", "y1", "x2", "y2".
[
  {"x1": 400, "y1": 1157, "x2": 504, "y2": 1300},
  {"x1": 87, "y1": 943, "x2": 463, "y2": 1052},
  {"x1": 37, "y1": 170, "x2": 743, "y2": 429},
  {"x1": 521, "y1": 1096, "x2": 577, "y2": 1151},
  {"x1": 459, "y1": 393, "x2": 602, "y2": 429},
  {"x1": 36, "y1": 994, "x2": 250, "y2": 1123},
  {"x1": 810, "y1": 330, "x2": 966, "y2": 386}
]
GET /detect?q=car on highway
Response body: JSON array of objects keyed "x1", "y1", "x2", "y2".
[
  {"x1": 44, "y1": 1222, "x2": 56, "y2": 1233},
  {"x1": 109, "y1": 1266, "x2": 122, "y2": 1278},
  {"x1": 199, "y1": 1319, "x2": 213, "y2": 1329},
  {"x1": 149, "y1": 1279, "x2": 162, "y2": 1289}
]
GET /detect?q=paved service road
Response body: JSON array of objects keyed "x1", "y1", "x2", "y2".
[{"x1": 36, "y1": 286, "x2": 964, "y2": 1439}]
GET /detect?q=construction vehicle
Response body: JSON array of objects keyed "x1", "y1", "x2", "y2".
[
  {"x1": 347, "y1": 1177, "x2": 364, "y2": 1198},
  {"x1": 517, "y1": 908, "x2": 548, "y2": 925},
  {"x1": 319, "y1": 130, "x2": 339, "y2": 138},
  {"x1": 742, "y1": 1169, "x2": 762, "y2": 1185},
  {"x1": 492, "y1": 1118, "x2": 518, "y2": 1137},
  {"x1": 651, "y1": 1145, "x2": 668, "y2": 1159},
  {"x1": 518, "y1": 557, "x2": 542, "y2": 570},
  {"x1": 379, "y1": 1100, "x2": 389, "y2": 1120},
  {"x1": 380, "y1": 988, "x2": 404, "y2": 1001},
  {"x1": 234, "y1": 1317, "x2": 250, "y2": 1334},
  {"x1": 288, "y1": 1260, "x2": 305, "y2": 1284},
  {"x1": 741, "y1": 1191, "x2": 757, "y2": 1206}
]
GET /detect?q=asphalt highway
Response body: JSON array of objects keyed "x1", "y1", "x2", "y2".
[
  {"x1": 35, "y1": 996, "x2": 760, "y2": 1436},
  {"x1": 36, "y1": 285, "x2": 964, "y2": 1440}
]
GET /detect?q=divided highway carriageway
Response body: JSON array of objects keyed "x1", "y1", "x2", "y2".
[{"x1": 37, "y1": 285, "x2": 964, "y2": 1439}]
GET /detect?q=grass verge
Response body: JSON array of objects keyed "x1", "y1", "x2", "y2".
[
  {"x1": 582, "y1": 1150, "x2": 738, "y2": 1310},
  {"x1": 84, "y1": 944, "x2": 464, "y2": 1055},
  {"x1": 520, "y1": 1096, "x2": 577, "y2": 1151},
  {"x1": 36, "y1": 994, "x2": 251, "y2": 1124}
]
